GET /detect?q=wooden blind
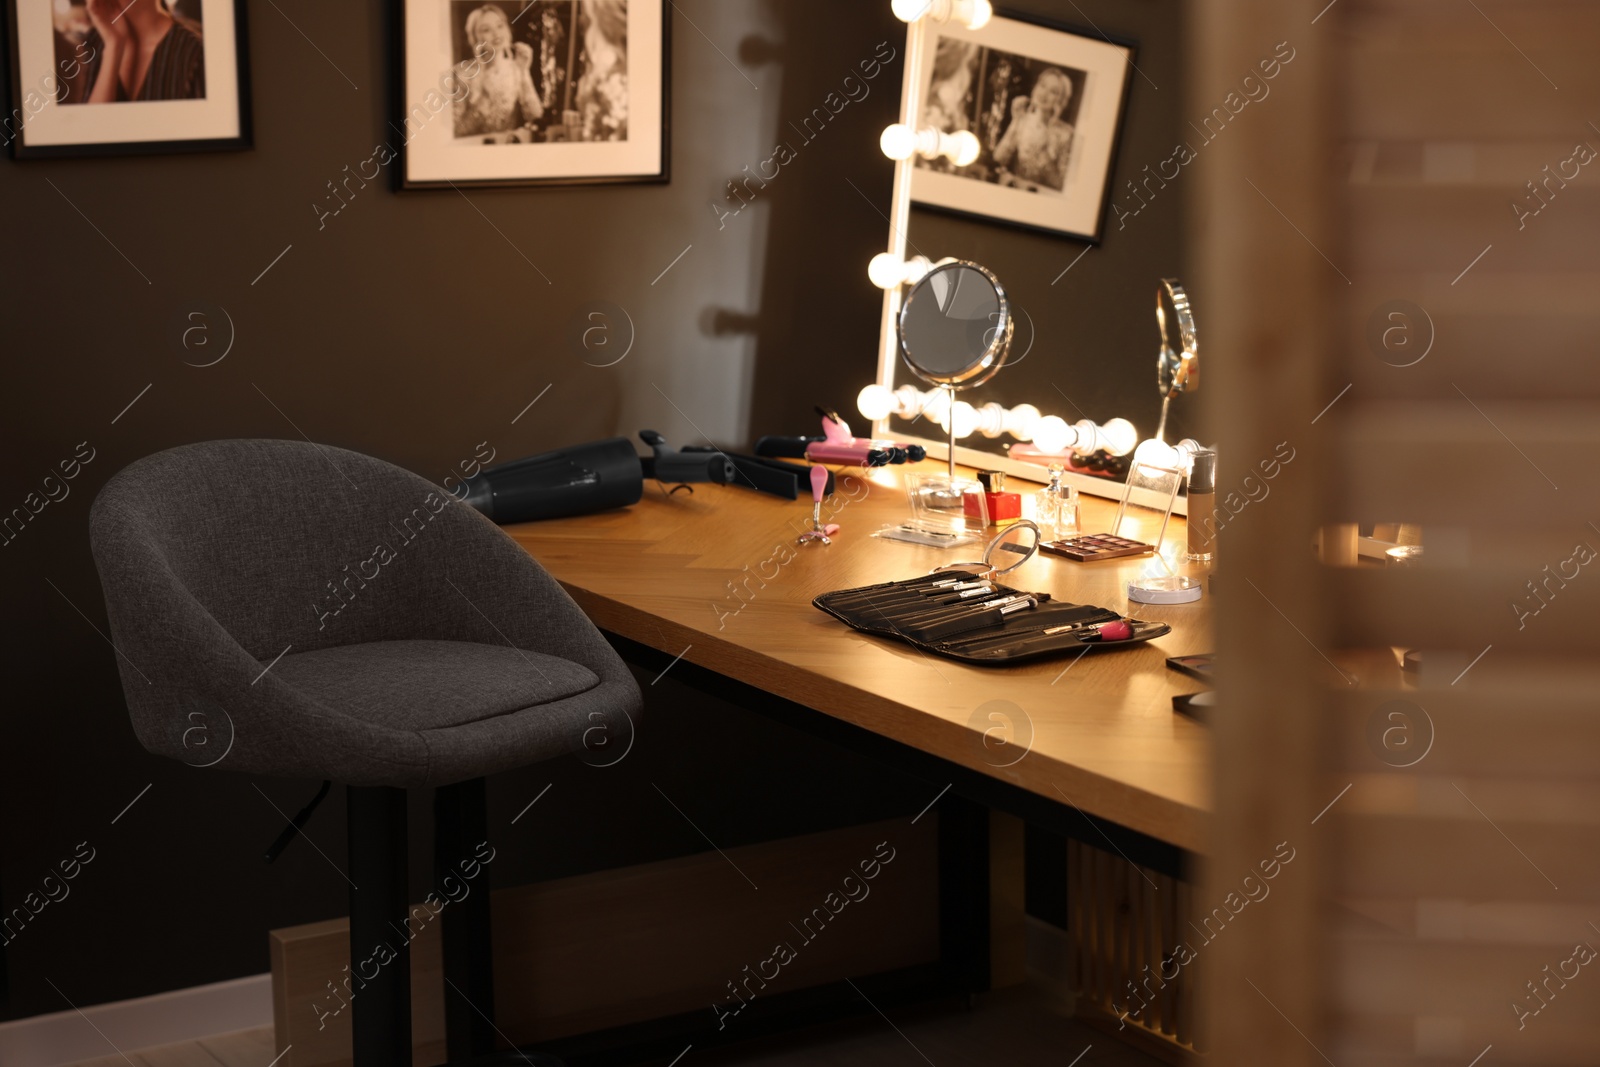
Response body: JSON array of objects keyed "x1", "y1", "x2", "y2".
[{"x1": 1197, "y1": 1, "x2": 1600, "y2": 1064}]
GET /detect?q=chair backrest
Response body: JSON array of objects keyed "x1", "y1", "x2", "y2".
[
  {"x1": 91, "y1": 438, "x2": 513, "y2": 661},
  {"x1": 90, "y1": 438, "x2": 637, "y2": 782}
]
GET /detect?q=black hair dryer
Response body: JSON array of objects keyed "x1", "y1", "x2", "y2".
[{"x1": 460, "y1": 431, "x2": 733, "y2": 524}]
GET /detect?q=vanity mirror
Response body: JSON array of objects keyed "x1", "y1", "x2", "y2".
[
  {"x1": 1154, "y1": 277, "x2": 1198, "y2": 440},
  {"x1": 863, "y1": 0, "x2": 1204, "y2": 511},
  {"x1": 875, "y1": 259, "x2": 1014, "y2": 548},
  {"x1": 898, "y1": 260, "x2": 1013, "y2": 479}
]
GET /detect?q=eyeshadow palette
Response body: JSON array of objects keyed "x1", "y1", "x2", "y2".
[{"x1": 1039, "y1": 533, "x2": 1155, "y2": 562}]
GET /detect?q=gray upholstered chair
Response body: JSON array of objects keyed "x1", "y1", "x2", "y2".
[{"x1": 90, "y1": 438, "x2": 642, "y2": 1067}]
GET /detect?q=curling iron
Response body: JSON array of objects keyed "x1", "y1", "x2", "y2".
[{"x1": 755, "y1": 409, "x2": 927, "y2": 467}]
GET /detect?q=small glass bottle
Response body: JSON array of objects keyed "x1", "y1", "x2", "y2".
[
  {"x1": 1186, "y1": 451, "x2": 1216, "y2": 562},
  {"x1": 1034, "y1": 465, "x2": 1080, "y2": 539}
]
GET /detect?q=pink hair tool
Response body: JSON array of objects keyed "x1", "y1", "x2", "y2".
[
  {"x1": 796, "y1": 465, "x2": 841, "y2": 545},
  {"x1": 804, "y1": 410, "x2": 926, "y2": 467}
]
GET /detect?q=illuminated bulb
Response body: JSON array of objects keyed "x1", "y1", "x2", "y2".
[
  {"x1": 950, "y1": 401, "x2": 979, "y2": 439},
  {"x1": 868, "y1": 253, "x2": 934, "y2": 290},
  {"x1": 1102, "y1": 418, "x2": 1139, "y2": 457},
  {"x1": 925, "y1": 389, "x2": 953, "y2": 428},
  {"x1": 892, "y1": 0, "x2": 990, "y2": 28},
  {"x1": 890, "y1": 0, "x2": 933, "y2": 21},
  {"x1": 1004, "y1": 403, "x2": 1041, "y2": 441},
  {"x1": 1133, "y1": 437, "x2": 1182, "y2": 472},
  {"x1": 975, "y1": 402, "x2": 1008, "y2": 438},
  {"x1": 857, "y1": 384, "x2": 897, "y2": 422},
  {"x1": 868, "y1": 252, "x2": 905, "y2": 289},
  {"x1": 893, "y1": 384, "x2": 927, "y2": 419},
  {"x1": 949, "y1": 130, "x2": 980, "y2": 166},
  {"x1": 880, "y1": 124, "x2": 919, "y2": 161},
  {"x1": 1033, "y1": 415, "x2": 1070, "y2": 454},
  {"x1": 883, "y1": 124, "x2": 972, "y2": 164}
]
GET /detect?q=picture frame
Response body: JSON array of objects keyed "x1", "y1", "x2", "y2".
[
  {"x1": 907, "y1": 10, "x2": 1134, "y2": 243},
  {"x1": 3, "y1": 0, "x2": 251, "y2": 159},
  {"x1": 394, "y1": 0, "x2": 668, "y2": 190}
]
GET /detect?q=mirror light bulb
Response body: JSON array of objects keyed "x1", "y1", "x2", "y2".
[
  {"x1": 880, "y1": 124, "x2": 918, "y2": 161},
  {"x1": 1033, "y1": 415, "x2": 1070, "y2": 454},
  {"x1": 1102, "y1": 418, "x2": 1139, "y2": 457},
  {"x1": 975, "y1": 402, "x2": 1008, "y2": 438},
  {"x1": 950, "y1": 401, "x2": 979, "y2": 439},
  {"x1": 868, "y1": 252, "x2": 905, "y2": 289},
  {"x1": 1005, "y1": 403, "x2": 1041, "y2": 441},
  {"x1": 1133, "y1": 438, "x2": 1182, "y2": 472},
  {"x1": 949, "y1": 130, "x2": 980, "y2": 166},
  {"x1": 857, "y1": 384, "x2": 896, "y2": 421},
  {"x1": 894, "y1": 384, "x2": 927, "y2": 419},
  {"x1": 891, "y1": 0, "x2": 933, "y2": 22},
  {"x1": 958, "y1": 0, "x2": 993, "y2": 28}
]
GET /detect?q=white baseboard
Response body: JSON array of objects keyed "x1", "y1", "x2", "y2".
[{"x1": 0, "y1": 973, "x2": 272, "y2": 1067}]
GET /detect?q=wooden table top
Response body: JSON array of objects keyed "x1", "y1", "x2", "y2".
[{"x1": 506, "y1": 461, "x2": 1214, "y2": 853}]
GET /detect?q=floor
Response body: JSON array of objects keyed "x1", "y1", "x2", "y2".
[
  {"x1": 67, "y1": 1024, "x2": 276, "y2": 1067},
  {"x1": 62, "y1": 983, "x2": 1166, "y2": 1067}
]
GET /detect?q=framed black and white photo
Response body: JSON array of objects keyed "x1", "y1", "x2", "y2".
[
  {"x1": 909, "y1": 12, "x2": 1133, "y2": 242},
  {"x1": 396, "y1": 0, "x2": 667, "y2": 189},
  {"x1": 3, "y1": 0, "x2": 250, "y2": 158}
]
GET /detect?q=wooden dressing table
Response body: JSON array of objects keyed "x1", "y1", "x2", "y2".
[{"x1": 506, "y1": 460, "x2": 1213, "y2": 859}]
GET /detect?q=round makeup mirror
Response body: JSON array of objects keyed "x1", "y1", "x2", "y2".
[
  {"x1": 933, "y1": 519, "x2": 1041, "y2": 580},
  {"x1": 898, "y1": 261, "x2": 1014, "y2": 476},
  {"x1": 1156, "y1": 278, "x2": 1198, "y2": 400},
  {"x1": 1152, "y1": 278, "x2": 1198, "y2": 445}
]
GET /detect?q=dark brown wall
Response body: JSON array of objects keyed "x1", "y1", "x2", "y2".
[{"x1": 0, "y1": 0, "x2": 1182, "y2": 1019}]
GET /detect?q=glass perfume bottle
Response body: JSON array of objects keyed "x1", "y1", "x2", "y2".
[{"x1": 1034, "y1": 464, "x2": 1079, "y2": 539}]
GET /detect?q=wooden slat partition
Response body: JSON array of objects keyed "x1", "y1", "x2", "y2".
[
  {"x1": 1195, "y1": 0, "x2": 1600, "y2": 1063},
  {"x1": 1188, "y1": 0, "x2": 1332, "y2": 1062},
  {"x1": 1064, "y1": 839, "x2": 1197, "y2": 1065}
]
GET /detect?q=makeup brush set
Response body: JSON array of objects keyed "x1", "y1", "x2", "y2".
[{"x1": 813, "y1": 571, "x2": 1169, "y2": 665}]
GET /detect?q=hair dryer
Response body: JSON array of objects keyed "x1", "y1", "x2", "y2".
[{"x1": 459, "y1": 432, "x2": 734, "y2": 524}]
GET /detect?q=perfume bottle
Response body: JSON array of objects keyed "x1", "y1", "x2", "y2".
[
  {"x1": 965, "y1": 469, "x2": 1022, "y2": 524},
  {"x1": 1034, "y1": 465, "x2": 1079, "y2": 539}
]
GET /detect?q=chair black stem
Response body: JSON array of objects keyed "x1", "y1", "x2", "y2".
[
  {"x1": 436, "y1": 777, "x2": 497, "y2": 1058},
  {"x1": 347, "y1": 785, "x2": 412, "y2": 1067}
]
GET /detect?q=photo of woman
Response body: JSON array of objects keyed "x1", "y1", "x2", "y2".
[
  {"x1": 60, "y1": 0, "x2": 206, "y2": 104},
  {"x1": 400, "y1": 0, "x2": 663, "y2": 187},
  {"x1": 452, "y1": 4, "x2": 543, "y2": 141},
  {"x1": 7, "y1": 0, "x2": 246, "y2": 156},
  {"x1": 447, "y1": 0, "x2": 629, "y2": 145},
  {"x1": 574, "y1": 0, "x2": 627, "y2": 142},
  {"x1": 992, "y1": 66, "x2": 1075, "y2": 192}
]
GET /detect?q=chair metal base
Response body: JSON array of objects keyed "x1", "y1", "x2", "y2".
[
  {"x1": 436, "y1": 778, "x2": 497, "y2": 1061},
  {"x1": 347, "y1": 780, "x2": 551, "y2": 1067},
  {"x1": 346, "y1": 786, "x2": 412, "y2": 1067}
]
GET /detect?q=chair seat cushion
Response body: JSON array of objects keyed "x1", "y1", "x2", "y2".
[{"x1": 272, "y1": 640, "x2": 600, "y2": 732}]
